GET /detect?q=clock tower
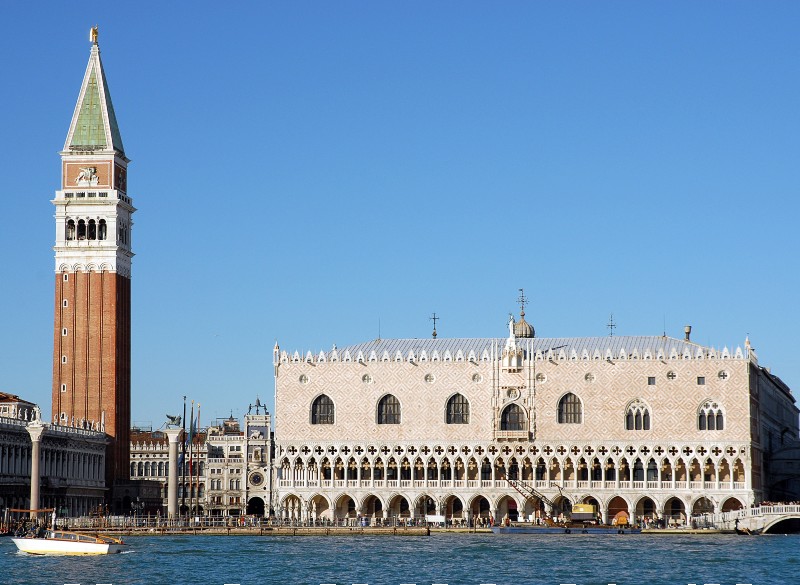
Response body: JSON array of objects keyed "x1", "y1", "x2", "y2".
[{"x1": 52, "y1": 29, "x2": 134, "y2": 486}]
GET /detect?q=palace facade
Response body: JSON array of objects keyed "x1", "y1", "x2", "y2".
[{"x1": 272, "y1": 310, "x2": 799, "y2": 526}]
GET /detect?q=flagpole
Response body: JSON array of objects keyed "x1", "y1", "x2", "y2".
[
  {"x1": 189, "y1": 400, "x2": 195, "y2": 516},
  {"x1": 196, "y1": 403, "x2": 201, "y2": 519},
  {"x1": 181, "y1": 396, "x2": 186, "y2": 517}
]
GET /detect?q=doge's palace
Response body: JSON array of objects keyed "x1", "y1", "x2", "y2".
[{"x1": 273, "y1": 304, "x2": 798, "y2": 526}]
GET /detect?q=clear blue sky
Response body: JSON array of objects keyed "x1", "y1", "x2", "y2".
[{"x1": 1, "y1": 1, "x2": 798, "y2": 428}]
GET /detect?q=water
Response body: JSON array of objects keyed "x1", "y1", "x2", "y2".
[{"x1": 3, "y1": 533, "x2": 798, "y2": 585}]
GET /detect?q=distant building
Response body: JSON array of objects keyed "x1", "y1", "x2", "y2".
[
  {"x1": 129, "y1": 401, "x2": 272, "y2": 517},
  {"x1": 0, "y1": 395, "x2": 107, "y2": 515},
  {"x1": 0, "y1": 392, "x2": 36, "y2": 421},
  {"x1": 272, "y1": 303, "x2": 799, "y2": 525}
]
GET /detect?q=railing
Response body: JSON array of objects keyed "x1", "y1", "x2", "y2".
[
  {"x1": 577, "y1": 481, "x2": 588, "y2": 489},
  {"x1": 690, "y1": 481, "x2": 703, "y2": 490}
]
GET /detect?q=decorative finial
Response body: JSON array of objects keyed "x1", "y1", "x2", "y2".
[
  {"x1": 606, "y1": 313, "x2": 616, "y2": 337},
  {"x1": 90, "y1": 26, "x2": 99, "y2": 45},
  {"x1": 430, "y1": 313, "x2": 439, "y2": 339},
  {"x1": 517, "y1": 288, "x2": 528, "y2": 317}
]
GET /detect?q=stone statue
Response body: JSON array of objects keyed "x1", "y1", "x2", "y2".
[
  {"x1": 75, "y1": 167, "x2": 99, "y2": 186},
  {"x1": 33, "y1": 405, "x2": 41, "y2": 422},
  {"x1": 508, "y1": 314, "x2": 515, "y2": 338}
]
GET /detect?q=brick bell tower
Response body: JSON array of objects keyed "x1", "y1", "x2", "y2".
[{"x1": 52, "y1": 28, "x2": 134, "y2": 487}]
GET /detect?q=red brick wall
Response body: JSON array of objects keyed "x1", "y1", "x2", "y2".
[{"x1": 52, "y1": 271, "x2": 131, "y2": 483}]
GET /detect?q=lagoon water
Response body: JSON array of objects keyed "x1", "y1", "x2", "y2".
[{"x1": 3, "y1": 533, "x2": 798, "y2": 585}]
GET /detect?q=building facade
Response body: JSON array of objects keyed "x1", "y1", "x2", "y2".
[
  {"x1": 0, "y1": 410, "x2": 107, "y2": 517},
  {"x1": 272, "y1": 311, "x2": 799, "y2": 526},
  {"x1": 129, "y1": 403, "x2": 273, "y2": 517},
  {"x1": 51, "y1": 31, "x2": 134, "y2": 485}
]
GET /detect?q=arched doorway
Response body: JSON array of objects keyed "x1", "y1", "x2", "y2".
[
  {"x1": 663, "y1": 497, "x2": 686, "y2": 527},
  {"x1": 247, "y1": 497, "x2": 265, "y2": 516},
  {"x1": 607, "y1": 496, "x2": 629, "y2": 526}
]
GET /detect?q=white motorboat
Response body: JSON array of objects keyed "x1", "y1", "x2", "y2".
[
  {"x1": 9, "y1": 508, "x2": 125, "y2": 555},
  {"x1": 12, "y1": 530, "x2": 125, "y2": 555}
]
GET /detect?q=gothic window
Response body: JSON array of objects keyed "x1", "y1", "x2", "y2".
[
  {"x1": 625, "y1": 399, "x2": 651, "y2": 430},
  {"x1": 311, "y1": 395, "x2": 334, "y2": 425},
  {"x1": 500, "y1": 403, "x2": 526, "y2": 431},
  {"x1": 88, "y1": 219, "x2": 96, "y2": 240},
  {"x1": 446, "y1": 393, "x2": 470, "y2": 424},
  {"x1": 98, "y1": 219, "x2": 107, "y2": 240},
  {"x1": 377, "y1": 394, "x2": 401, "y2": 425},
  {"x1": 698, "y1": 401, "x2": 724, "y2": 430},
  {"x1": 557, "y1": 393, "x2": 582, "y2": 424},
  {"x1": 66, "y1": 219, "x2": 75, "y2": 241}
]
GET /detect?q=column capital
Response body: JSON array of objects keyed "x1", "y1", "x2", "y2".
[
  {"x1": 164, "y1": 428, "x2": 182, "y2": 443},
  {"x1": 26, "y1": 422, "x2": 46, "y2": 442}
]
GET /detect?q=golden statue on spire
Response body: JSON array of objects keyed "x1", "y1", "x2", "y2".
[{"x1": 90, "y1": 25, "x2": 99, "y2": 45}]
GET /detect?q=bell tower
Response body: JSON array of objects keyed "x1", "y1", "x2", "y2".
[{"x1": 52, "y1": 28, "x2": 134, "y2": 484}]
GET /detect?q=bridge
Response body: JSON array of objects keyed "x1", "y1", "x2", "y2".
[{"x1": 711, "y1": 504, "x2": 800, "y2": 534}]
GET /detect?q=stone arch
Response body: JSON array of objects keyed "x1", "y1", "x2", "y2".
[
  {"x1": 691, "y1": 496, "x2": 715, "y2": 515},
  {"x1": 334, "y1": 492, "x2": 358, "y2": 519},
  {"x1": 662, "y1": 496, "x2": 687, "y2": 526},
  {"x1": 442, "y1": 493, "x2": 466, "y2": 520},
  {"x1": 607, "y1": 495, "x2": 630, "y2": 526},
  {"x1": 635, "y1": 495, "x2": 657, "y2": 519},
  {"x1": 360, "y1": 493, "x2": 385, "y2": 523},
  {"x1": 721, "y1": 496, "x2": 744, "y2": 512},
  {"x1": 387, "y1": 493, "x2": 412, "y2": 518},
  {"x1": 307, "y1": 493, "x2": 332, "y2": 521},
  {"x1": 495, "y1": 493, "x2": 522, "y2": 522}
]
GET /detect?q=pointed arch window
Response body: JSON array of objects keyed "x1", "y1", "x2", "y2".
[
  {"x1": 446, "y1": 393, "x2": 470, "y2": 424},
  {"x1": 500, "y1": 403, "x2": 526, "y2": 431},
  {"x1": 557, "y1": 393, "x2": 582, "y2": 424},
  {"x1": 698, "y1": 401, "x2": 724, "y2": 430},
  {"x1": 377, "y1": 394, "x2": 401, "y2": 424},
  {"x1": 311, "y1": 394, "x2": 334, "y2": 425},
  {"x1": 625, "y1": 399, "x2": 651, "y2": 430}
]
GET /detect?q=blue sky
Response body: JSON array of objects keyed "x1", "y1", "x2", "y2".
[{"x1": 1, "y1": 1, "x2": 798, "y2": 428}]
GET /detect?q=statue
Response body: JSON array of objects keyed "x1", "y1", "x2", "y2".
[
  {"x1": 90, "y1": 26, "x2": 98, "y2": 45},
  {"x1": 33, "y1": 405, "x2": 41, "y2": 422},
  {"x1": 75, "y1": 167, "x2": 99, "y2": 186},
  {"x1": 165, "y1": 414, "x2": 182, "y2": 428},
  {"x1": 508, "y1": 313, "x2": 515, "y2": 338}
]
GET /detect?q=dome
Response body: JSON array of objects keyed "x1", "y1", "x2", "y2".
[{"x1": 514, "y1": 311, "x2": 535, "y2": 338}]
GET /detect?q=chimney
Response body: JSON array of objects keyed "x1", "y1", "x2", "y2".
[{"x1": 684, "y1": 325, "x2": 692, "y2": 341}]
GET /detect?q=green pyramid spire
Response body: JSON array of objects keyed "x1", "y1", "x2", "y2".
[{"x1": 65, "y1": 43, "x2": 125, "y2": 155}]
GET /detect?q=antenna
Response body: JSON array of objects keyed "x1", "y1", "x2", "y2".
[
  {"x1": 378, "y1": 318, "x2": 381, "y2": 341},
  {"x1": 430, "y1": 313, "x2": 439, "y2": 339},
  {"x1": 606, "y1": 313, "x2": 616, "y2": 337}
]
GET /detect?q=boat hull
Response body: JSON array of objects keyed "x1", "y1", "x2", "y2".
[
  {"x1": 11, "y1": 536, "x2": 124, "y2": 555},
  {"x1": 492, "y1": 525, "x2": 641, "y2": 535}
]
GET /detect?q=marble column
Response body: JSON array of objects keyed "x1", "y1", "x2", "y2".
[
  {"x1": 165, "y1": 429, "x2": 182, "y2": 519},
  {"x1": 26, "y1": 422, "x2": 46, "y2": 518}
]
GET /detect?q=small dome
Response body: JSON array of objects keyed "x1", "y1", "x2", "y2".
[{"x1": 514, "y1": 312, "x2": 535, "y2": 338}]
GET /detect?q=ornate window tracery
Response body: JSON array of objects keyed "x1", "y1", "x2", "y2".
[
  {"x1": 625, "y1": 399, "x2": 651, "y2": 430},
  {"x1": 500, "y1": 403, "x2": 526, "y2": 430},
  {"x1": 377, "y1": 394, "x2": 401, "y2": 425},
  {"x1": 446, "y1": 393, "x2": 470, "y2": 424},
  {"x1": 558, "y1": 393, "x2": 582, "y2": 424},
  {"x1": 698, "y1": 401, "x2": 724, "y2": 430},
  {"x1": 311, "y1": 394, "x2": 334, "y2": 425}
]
